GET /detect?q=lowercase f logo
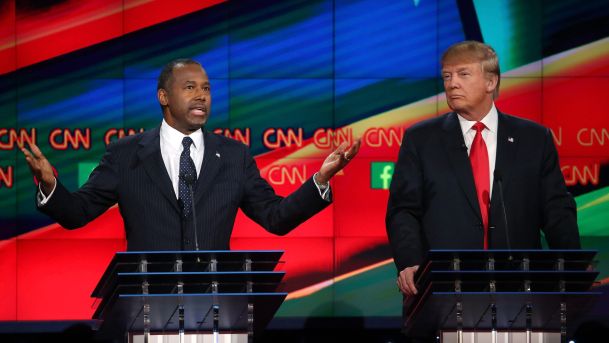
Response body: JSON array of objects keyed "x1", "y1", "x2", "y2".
[{"x1": 371, "y1": 162, "x2": 395, "y2": 190}]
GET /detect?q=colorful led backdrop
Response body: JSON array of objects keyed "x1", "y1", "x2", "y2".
[{"x1": 0, "y1": 0, "x2": 608, "y2": 326}]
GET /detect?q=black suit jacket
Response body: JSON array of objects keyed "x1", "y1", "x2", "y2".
[
  {"x1": 386, "y1": 112, "x2": 580, "y2": 272},
  {"x1": 39, "y1": 127, "x2": 330, "y2": 251}
]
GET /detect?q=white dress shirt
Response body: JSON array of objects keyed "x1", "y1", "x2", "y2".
[
  {"x1": 160, "y1": 119, "x2": 204, "y2": 199},
  {"x1": 457, "y1": 104, "x2": 498, "y2": 196}
]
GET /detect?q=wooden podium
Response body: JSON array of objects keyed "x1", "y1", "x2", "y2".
[
  {"x1": 91, "y1": 250, "x2": 287, "y2": 343},
  {"x1": 403, "y1": 250, "x2": 599, "y2": 343}
]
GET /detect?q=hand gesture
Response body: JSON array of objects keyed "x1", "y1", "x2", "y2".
[
  {"x1": 20, "y1": 142, "x2": 56, "y2": 194},
  {"x1": 315, "y1": 138, "x2": 361, "y2": 184}
]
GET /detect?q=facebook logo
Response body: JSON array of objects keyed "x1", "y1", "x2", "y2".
[
  {"x1": 370, "y1": 162, "x2": 395, "y2": 190},
  {"x1": 78, "y1": 162, "x2": 97, "y2": 187}
]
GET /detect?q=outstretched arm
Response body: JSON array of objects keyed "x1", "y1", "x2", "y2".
[
  {"x1": 20, "y1": 141, "x2": 119, "y2": 229},
  {"x1": 241, "y1": 139, "x2": 361, "y2": 235}
]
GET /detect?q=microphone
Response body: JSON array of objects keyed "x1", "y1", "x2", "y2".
[
  {"x1": 177, "y1": 198, "x2": 185, "y2": 251},
  {"x1": 179, "y1": 172, "x2": 199, "y2": 254},
  {"x1": 494, "y1": 170, "x2": 512, "y2": 254}
]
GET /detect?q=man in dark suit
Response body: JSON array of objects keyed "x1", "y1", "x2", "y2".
[
  {"x1": 21, "y1": 58, "x2": 360, "y2": 251},
  {"x1": 386, "y1": 41, "x2": 580, "y2": 298}
]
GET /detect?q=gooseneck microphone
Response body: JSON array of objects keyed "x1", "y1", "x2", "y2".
[
  {"x1": 494, "y1": 170, "x2": 512, "y2": 253},
  {"x1": 179, "y1": 172, "x2": 200, "y2": 253}
]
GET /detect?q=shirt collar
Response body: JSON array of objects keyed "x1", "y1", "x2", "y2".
[
  {"x1": 160, "y1": 119, "x2": 204, "y2": 151},
  {"x1": 457, "y1": 103, "x2": 498, "y2": 135}
]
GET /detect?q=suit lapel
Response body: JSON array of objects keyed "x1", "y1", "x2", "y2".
[
  {"x1": 493, "y1": 112, "x2": 518, "y2": 200},
  {"x1": 136, "y1": 127, "x2": 180, "y2": 213},
  {"x1": 441, "y1": 112, "x2": 481, "y2": 220},
  {"x1": 194, "y1": 130, "x2": 223, "y2": 205}
]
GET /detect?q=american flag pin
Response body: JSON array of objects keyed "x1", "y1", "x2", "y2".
[
  {"x1": 508, "y1": 137, "x2": 514, "y2": 143},
  {"x1": 216, "y1": 152, "x2": 221, "y2": 158}
]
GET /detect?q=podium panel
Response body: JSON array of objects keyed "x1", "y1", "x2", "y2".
[
  {"x1": 130, "y1": 333, "x2": 248, "y2": 343},
  {"x1": 92, "y1": 251, "x2": 287, "y2": 341},
  {"x1": 100, "y1": 293, "x2": 286, "y2": 333},
  {"x1": 403, "y1": 250, "x2": 599, "y2": 341},
  {"x1": 441, "y1": 331, "x2": 560, "y2": 343}
]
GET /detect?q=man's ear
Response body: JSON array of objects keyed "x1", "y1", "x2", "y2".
[
  {"x1": 486, "y1": 74, "x2": 498, "y2": 93},
  {"x1": 158, "y1": 89, "x2": 168, "y2": 106}
]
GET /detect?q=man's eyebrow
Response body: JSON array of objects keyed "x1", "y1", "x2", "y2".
[
  {"x1": 183, "y1": 80, "x2": 210, "y2": 85},
  {"x1": 442, "y1": 66, "x2": 472, "y2": 72}
]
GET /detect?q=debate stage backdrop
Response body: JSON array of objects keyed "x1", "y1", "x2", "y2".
[{"x1": 1, "y1": 0, "x2": 609, "y2": 326}]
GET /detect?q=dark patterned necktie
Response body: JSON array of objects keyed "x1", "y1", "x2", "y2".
[
  {"x1": 179, "y1": 137, "x2": 197, "y2": 218},
  {"x1": 469, "y1": 122, "x2": 490, "y2": 249}
]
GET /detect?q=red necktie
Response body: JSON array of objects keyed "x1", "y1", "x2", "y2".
[{"x1": 469, "y1": 122, "x2": 490, "y2": 249}]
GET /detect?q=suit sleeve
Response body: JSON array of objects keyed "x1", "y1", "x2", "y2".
[
  {"x1": 239, "y1": 147, "x2": 331, "y2": 235},
  {"x1": 386, "y1": 130, "x2": 426, "y2": 272},
  {"x1": 37, "y1": 144, "x2": 119, "y2": 229},
  {"x1": 539, "y1": 128, "x2": 581, "y2": 249}
]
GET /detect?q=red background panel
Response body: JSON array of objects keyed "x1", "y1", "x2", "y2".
[
  {"x1": 543, "y1": 77, "x2": 609, "y2": 157},
  {"x1": 356, "y1": 114, "x2": 438, "y2": 159},
  {"x1": 123, "y1": 0, "x2": 226, "y2": 34},
  {"x1": 495, "y1": 77, "x2": 542, "y2": 123},
  {"x1": 18, "y1": 207, "x2": 125, "y2": 241},
  {"x1": 232, "y1": 206, "x2": 333, "y2": 238},
  {"x1": 0, "y1": 239, "x2": 17, "y2": 320},
  {"x1": 0, "y1": 48, "x2": 15, "y2": 76},
  {"x1": 543, "y1": 46, "x2": 609, "y2": 77},
  {"x1": 357, "y1": 126, "x2": 404, "y2": 160},
  {"x1": 560, "y1": 157, "x2": 608, "y2": 188},
  {"x1": 16, "y1": 0, "x2": 123, "y2": 69},
  {"x1": 333, "y1": 157, "x2": 391, "y2": 237},
  {"x1": 232, "y1": 158, "x2": 333, "y2": 238},
  {"x1": 5, "y1": 0, "x2": 226, "y2": 72},
  {"x1": 334, "y1": 236, "x2": 390, "y2": 275},
  {"x1": 16, "y1": 239, "x2": 125, "y2": 319},
  {"x1": 0, "y1": 0, "x2": 15, "y2": 75},
  {"x1": 230, "y1": 237, "x2": 334, "y2": 292}
]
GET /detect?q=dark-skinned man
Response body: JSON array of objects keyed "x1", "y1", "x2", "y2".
[{"x1": 22, "y1": 58, "x2": 361, "y2": 250}]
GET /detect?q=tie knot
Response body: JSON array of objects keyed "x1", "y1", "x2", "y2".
[
  {"x1": 182, "y1": 137, "x2": 194, "y2": 150},
  {"x1": 472, "y1": 122, "x2": 486, "y2": 133}
]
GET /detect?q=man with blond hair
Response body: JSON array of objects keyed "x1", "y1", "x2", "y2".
[{"x1": 386, "y1": 41, "x2": 580, "y2": 304}]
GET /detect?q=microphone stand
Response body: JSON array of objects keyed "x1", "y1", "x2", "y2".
[
  {"x1": 180, "y1": 173, "x2": 200, "y2": 262},
  {"x1": 494, "y1": 170, "x2": 512, "y2": 259}
]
